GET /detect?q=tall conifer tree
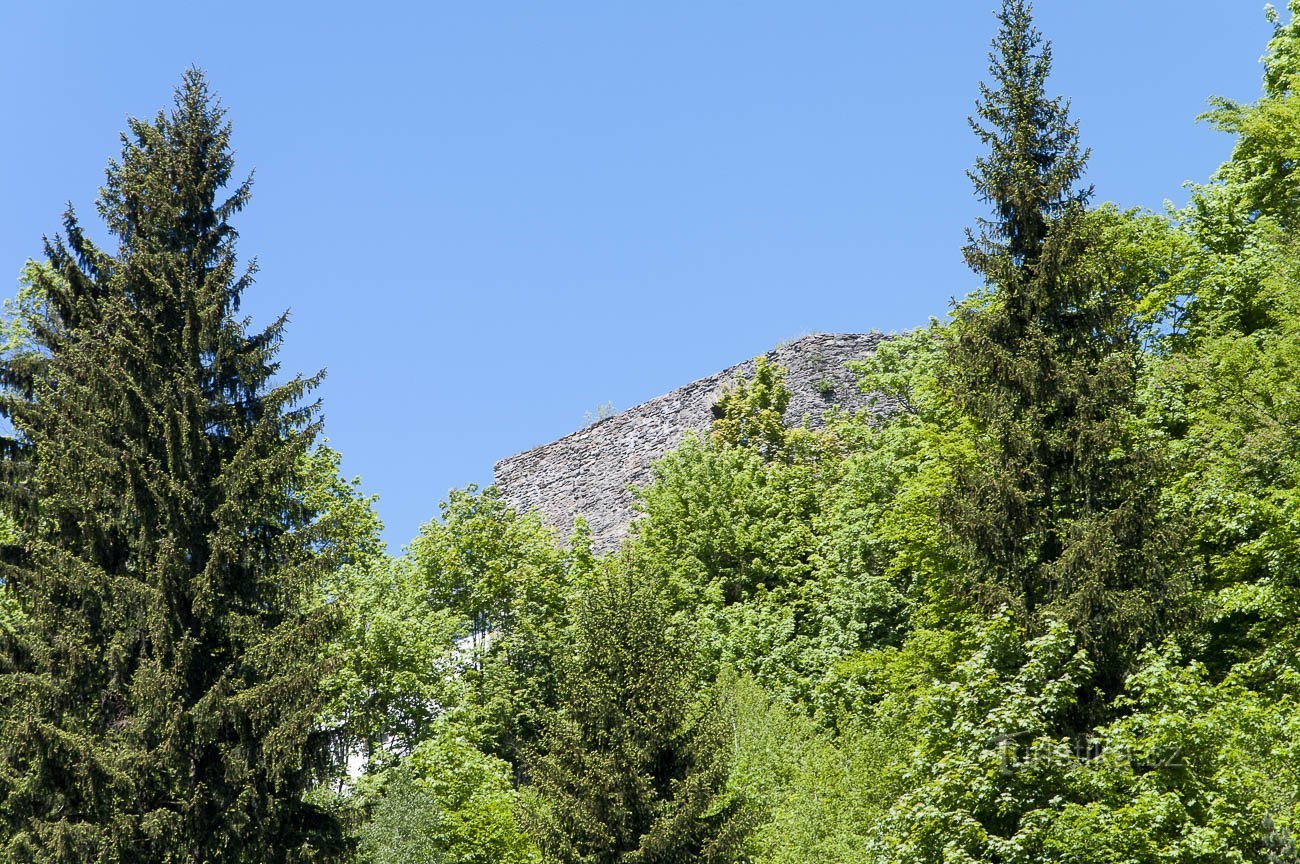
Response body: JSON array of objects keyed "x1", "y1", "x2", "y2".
[
  {"x1": 524, "y1": 559, "x2": 749, "y2": 864},
  {"x1": 0, "y1": 71, "x2": 344, "y2": 863},
  {"x1": 943, "y1": 1, "x2": 1173, "y2": 697}
]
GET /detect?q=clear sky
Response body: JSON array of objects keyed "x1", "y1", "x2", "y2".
[{"x1": 0, "y1": 3, "x2": 1274, "y2": 549}]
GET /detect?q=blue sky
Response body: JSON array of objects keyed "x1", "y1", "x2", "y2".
[{"x1": 0, "y1": 3, "x2": 1274, "y2": 549}]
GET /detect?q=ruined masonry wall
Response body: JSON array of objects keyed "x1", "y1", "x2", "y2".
[{"x1": 493, "y1": 332, "x2": 894, "y2": 552}]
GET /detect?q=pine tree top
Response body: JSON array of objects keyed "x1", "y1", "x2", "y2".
[{"x1": 966, "y1": 0, "x2": 1092, "y2": 272}]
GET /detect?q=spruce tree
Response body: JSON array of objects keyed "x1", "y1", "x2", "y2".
[
  {"x1": 524, "y1": 558, "x2": 749, "y2": 864},
  {"x1": 0, "y1": 70, "x2": 344, "y2": 863},
  {"x1": 942, "y1": 1, "x2": 1173, "y2": 697}
]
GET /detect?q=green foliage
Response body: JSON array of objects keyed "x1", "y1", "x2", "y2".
[
  {"x1": 337, "y1": 6, "x2": 1300, "y2": 862},
  {"x1": 408, "y1": 485, "x2": 573, "y2": 766},
  {"x1": 868, "y1": 613, "x2": 1095, "y2": 863},
  {"x1": 710, "y1": 356, "x2": 794, "y2": 460},
  {"x1": 1136, "y1": 3, "x2": 1300, "y2": 691},
  {"x1": 356, "y1": 721, "x2": 538, "y2": 864},
  {"x1": 410, "y1": 486, "x2": 566, "y2": 645},
  {"x1": 524, "y1": 558, "x2": 750, "y2": 864},
  {"x1": 1046, "y1": 649, "x2": 1300, "y2": 864},
  {"x1": 327, "y1": 555, "x2": 465, "y2": 763},
  {"x1": 0, "y1": 70, "x2": 343, "y2": 862},
  {"x1": 0, "y1": 262, "x2": 53, "y2": 361},
  {"x1": 964, "y1": 0, "x2": 1090, "y2": 273},
  {"x1": 635, "y1": 433, "x2": 819, "y2": 608},
  {"x1": 727, "y1": 673, "x2": 900, "y2": 863},
  {"x1": 1149, "y1": 236, "x2": 1300, "y2": 681},
  {"x1": 944, "y1": 0, "x2": 1178, "y2": 700},
  {"x1": 865, "y1": 617, "x2": 1300, "y2": 863},
  {"x1": 11, "y1": 6, "x2": 1300, "y2": 864},
  {"x1": 299, "y1": 443, "x2": 386, "y2": 577},
  {"x1": 293, "y1": 441, "x2": 459, "y2": 776},
  {"x1": 633, "y1": 360, "x2": 915, "y2": 710},
  {"x1": 1201, "y1": 2, "x2": 1300, "y2": 233},
  {"x1": 839, "y1": 324, "x2": 972, "y2": 617}
]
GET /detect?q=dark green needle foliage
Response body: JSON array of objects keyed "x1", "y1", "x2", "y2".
[
  {"x1": 0, "y1": 70, "x2": 344, "y2": 863},
  {"x1": 963, "y1": 0, "x2": 1092, "y2": 272},
  {"x1": 942, "y1": 0, "x2": 1175, "y2": 699},
  {"x1": 524, "y1": 558, "x2": 750, "y2": 864}
]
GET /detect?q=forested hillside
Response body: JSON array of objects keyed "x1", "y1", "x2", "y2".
[{"x1": 3, "y1": 1, "x2": 1300, "y2": 862}]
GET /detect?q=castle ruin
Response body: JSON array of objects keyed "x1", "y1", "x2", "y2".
[{"x1": 493, "y1": 332, "x2": 894, "y2": 551}]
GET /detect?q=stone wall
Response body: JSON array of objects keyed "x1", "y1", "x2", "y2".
[{"x1": 493, "y1": 332, "x2": 895, "y2": 551}]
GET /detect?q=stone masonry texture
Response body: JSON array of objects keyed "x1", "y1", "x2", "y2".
[{"x1": 493, "y1": 332, "x2": 895, "y2": 552}]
